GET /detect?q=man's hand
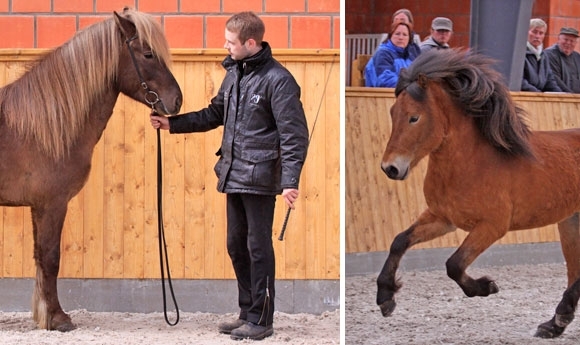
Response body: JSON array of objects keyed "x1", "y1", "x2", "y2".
[
  {"x1": 282, "y1": 188, "x2": 299, "y2": 209},
  {"x1": 150, "y1": 114, "x2": 170, "y2": 130}
]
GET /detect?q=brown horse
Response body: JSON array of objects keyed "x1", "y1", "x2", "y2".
[
  {"x1": 0, "y1": 8, "x2": 182, "y2": 331},
  {"x1": 378, "y1": 48, "x2": 580, "y2": 338}
]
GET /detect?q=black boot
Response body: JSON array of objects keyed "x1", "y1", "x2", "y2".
[
  {"x1": 218, "y1": 319, "x2": 247, "y2": 334},
  {"x1": 230, "y1": 322, "x2": 273, "y2": 340}
]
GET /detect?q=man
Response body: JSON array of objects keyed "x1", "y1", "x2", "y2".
[
  {"x1": 521, "y1": 18, "x2": 562, "y2": 92},
  {"x1": 420, "y1": 17, "x2": 453, "y2": 52},
  {"x1": 544, "y1": 27, "x2": 580, "y2": 93},
  {"x1": 150, "y1": 12, "x2": 309, "y2": 341}
]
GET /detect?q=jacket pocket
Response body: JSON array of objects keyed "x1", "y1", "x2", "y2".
[{"x1": 241, "y1": 145, "x2": 280, "y2": 187}]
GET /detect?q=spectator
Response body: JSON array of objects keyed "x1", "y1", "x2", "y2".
[
  {"x1": 544, "y1": 27, "x2": 580, "y2": 93},
  {"x1": 420, "y1": 17, "x2": 453, "y2": 52},
  {"x1": 381, "y1": 8, "x2": 421, "y2": 59},
  {"x1": 365, "y1": 22, "x2": 418, "y2": 88},
  {"x1": 521, "y1": 18, "x2": 562, "y2": 92}
]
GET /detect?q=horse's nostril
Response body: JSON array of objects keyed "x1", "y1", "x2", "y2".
[{"x1": 384, "y1": 165, "x2": 399, "y2": 179}]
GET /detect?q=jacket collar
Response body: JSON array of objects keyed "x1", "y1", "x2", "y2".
[{"x1": 223, "y1": 42, "x2": 272, "y2": 73}]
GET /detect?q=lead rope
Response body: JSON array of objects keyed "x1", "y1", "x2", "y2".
[
  {"x1": 125, "y1": 34, "x2": 180, "y2": 326},
  {"x1": 156, "y1": 124, "x2": 180, "y2": 326},
  {"x1": 278, "y1": 54, "x2": 336, "y2": 241}
]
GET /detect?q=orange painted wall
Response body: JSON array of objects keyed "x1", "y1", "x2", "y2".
[
  {"x1": 346, "y1": 0, "x2": 580, "y2": 53},
  {"x1": 0, "y1": 0, "x2": 340, "y2": 49}
]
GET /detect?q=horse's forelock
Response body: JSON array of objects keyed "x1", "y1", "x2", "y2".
[
  {"x1": 395, "y1": 68, "x2": 427, "y2": 101},
  {"x1": 124, "y1": 9, "x2": 171, "y2": 66}
]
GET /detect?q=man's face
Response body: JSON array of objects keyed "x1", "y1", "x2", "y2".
[
  {"x1": 431, "y1": 29, "x2": 452, "y2": 45},
  {"x1": 224, "y1": 29, "x2": 251, "y2": 60},
  {"x1": 528, "y1": 26, "x2": 546, "y2": 48},
  {"x1": 558, "y1": 34, "x2": 578, "y2": 56}
]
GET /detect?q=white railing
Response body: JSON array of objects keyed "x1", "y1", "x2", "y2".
[{"x1": 345, "y1": 33, "x2": 385, "y2": 86}]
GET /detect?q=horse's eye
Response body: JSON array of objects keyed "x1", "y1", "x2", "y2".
[
  {"x1": 409, "y1": 115, "x2": 420, "y2": 124},
  {"x1": 144, "y1": 51, "x2": 154, "y2": 59}
]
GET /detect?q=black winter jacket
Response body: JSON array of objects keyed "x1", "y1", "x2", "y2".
[
  {"x1": 168, "y1": 43, "x2": 309, "y2": 195},
  {"x1": 521, "y1": 48, "x2": 562, "y2": 92}
]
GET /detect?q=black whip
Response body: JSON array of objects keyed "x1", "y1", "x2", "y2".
[
  {"x1": 278, "y1": 55, "x2": 336, "y2": 241},
  {"x1": 156, "y1": 127, "x2": 180, "y2": 326}
]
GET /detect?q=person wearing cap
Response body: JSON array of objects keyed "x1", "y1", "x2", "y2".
[
  {"x1": 420, "y1": 17, "x2": 453, "y2": 52},
  {"x1": 544, "y1": 27, "x2": 580, "y2": 93},
  {"x1": 364, "y1": 22, "x2": 418, "y2": 88},
  {"x1": 521, "y1": 18, "x2": 562, "y2": 92}
]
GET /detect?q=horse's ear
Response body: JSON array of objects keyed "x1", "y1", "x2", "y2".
[
  {"x1": 113, "y1": 10, "x2": 137, "y2": 40},
  {"x1": 417, "y1": 73, "x2": 429, "y2": 89}
]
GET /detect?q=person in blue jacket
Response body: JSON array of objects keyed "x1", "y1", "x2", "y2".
[{"x1": 365, "y1": 22, "x2": 418, "y2": 88}]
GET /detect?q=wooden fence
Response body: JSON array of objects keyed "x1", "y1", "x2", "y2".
[
  {"x1": 346, "y1": 87, "x2": 580, "y2": 254},
  {"x1": 0, "y1": 49, "x2": 340, "y2": 280}
]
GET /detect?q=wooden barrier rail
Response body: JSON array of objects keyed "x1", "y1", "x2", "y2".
[
  {"x1": 0, "y1": 49, "x2": 340, "y2": 280},
  {"x1": 346, "y1": 87, "x2": 580, "y2": 254}
]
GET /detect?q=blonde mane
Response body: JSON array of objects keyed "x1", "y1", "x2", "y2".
[{"x1": 0, "y1": 9, "x2": 171, "y2": 160}]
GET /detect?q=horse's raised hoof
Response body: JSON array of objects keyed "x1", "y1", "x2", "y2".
[
  {"x1": 535, "y1": 319, "x2": 565, "y2": 339},
  {"x1": 379, "y1": 300, "x2": 396, "y2": 317},
  {"x1": 487, "y1": 280, "x2": 499, "y2": 295},
  {"x1": 464, "y1": 278, "x2": 499, "y2": 297}
]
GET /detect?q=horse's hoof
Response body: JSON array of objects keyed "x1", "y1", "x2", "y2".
[
  {"x1": 488, "y1": 281, "x2": 499, "y2": 295},
  {"x1": 535, "y1": 327, "x2": 556, "y2": 338},
  {"x1": 51, "y1": 314, "x2": 76, "y2": 332},
  {"x1": 379, "y1": 300, "x2": 396, "y2": 317},
  {"x1": 535, "y1": 320, "x2": 564, "y2": 338},
  {"x1": 54, "y1": 321, "x2": 76, "y2": 332}
]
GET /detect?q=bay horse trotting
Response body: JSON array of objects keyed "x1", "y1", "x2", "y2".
[
  {"x1": 0, "y1": 8, "x2": 182, "y2": 331},
  {"x1": 378, "y1": 48, "x2": 580, "y2": 338}
]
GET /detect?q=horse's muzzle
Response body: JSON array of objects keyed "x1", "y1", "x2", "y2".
[
  {"x1": 156, "y1": 93, "x2": 183, "y2": 116},
  {"x1": 381, "y1": 161, "x2": 409, "y2": 180}
]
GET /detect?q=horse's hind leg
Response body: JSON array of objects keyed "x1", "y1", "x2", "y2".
[
  {"x1": 31, "y1": 204, "x2": 75, "y2": 331},
  {"x1": 445, "y1": 222, "x2": 507, "y2": 297},
  {"x1": 535, "y1": 276, "x2": 580, "y2": 338},
  {"x1": 557, "y1": 213, "x2": 580, "y2": 286},
  {"x1": 377, "y1": 210, "x2": 455, "y2": 317},
  {"x1": 535, "y1": 214, "x2": 580, "y2": 338}
]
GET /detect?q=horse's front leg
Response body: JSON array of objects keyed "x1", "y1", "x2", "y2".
[
  {"x1": 445, "y1": 221, "x2": 507, "y2": 297},
  {"x1": 535, "y1": 276, "x2": 580, "y2": 338},
  {"x1": 31, "y1": 203, "x2": 75, "y2": 331},
  {"x1": 377, "y1": 210, "x2": 455, "y2": 317}
]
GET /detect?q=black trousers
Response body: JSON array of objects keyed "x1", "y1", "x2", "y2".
[{"x1": 226, "y1": 193, "x2": 276, "y2": 326}]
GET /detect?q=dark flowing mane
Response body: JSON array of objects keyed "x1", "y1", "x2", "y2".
[
  {"x1": 396, "y1": 48, "x2": 534, "y2": 158},
  {"x1": 0, "y1": 8, "x2": 171, "y2": 160}
]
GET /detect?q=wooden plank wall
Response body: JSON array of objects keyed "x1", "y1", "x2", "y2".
[
  {"x1": 0, "y1": 49, "x2": 340, "y2": 280},
  {"x1": 346, "y1": 87, "x2": 580, "y2": 254}
]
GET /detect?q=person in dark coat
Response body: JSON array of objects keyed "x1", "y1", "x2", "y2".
[
  {"x1": 544, "y1": 27, "x2": 580, "y2": 93},
  {"x1": 521, "y1": 18, "x2": 562, "y2": 92},
  {"x1": 150, "y1": 11, "x2": 309, "y2": 341},
  {"x1": 420, "y1": 17, "x2": 453, "y2": 52}
]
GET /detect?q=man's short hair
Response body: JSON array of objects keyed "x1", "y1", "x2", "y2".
[
  {"x1": 226, "y1": 12, "x2": 265, "y2": 45},
  {"x1": 529, "y1": 18, "x2": 547, "y2": 30}
]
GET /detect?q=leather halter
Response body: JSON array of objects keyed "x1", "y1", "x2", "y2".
[{"x1": 125, "y1": 35, "x2": 161, "y2": 109}]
